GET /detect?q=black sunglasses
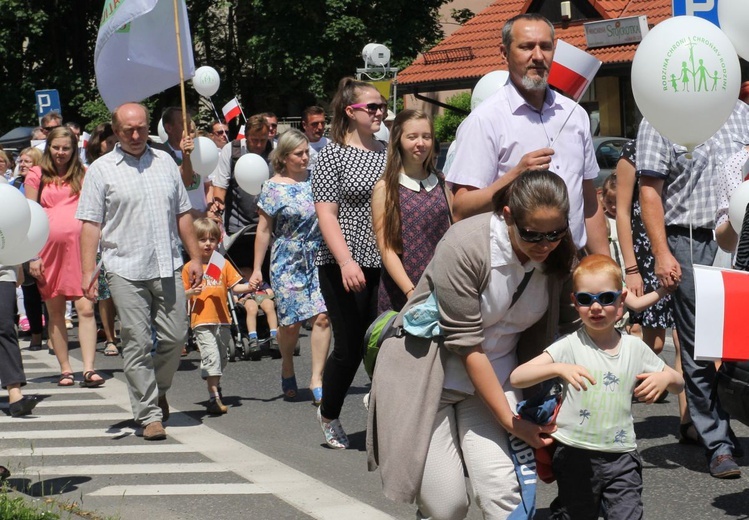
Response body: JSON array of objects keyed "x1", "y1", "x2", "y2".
[
  {"x1": 515, "y1": 223, "x2": 568, "y2": 243},
  {"x1": 573, "y1": 291, "x2": 622, "y2": 307}
]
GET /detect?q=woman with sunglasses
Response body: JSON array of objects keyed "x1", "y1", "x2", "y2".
[
  {"x1": 369, "y1": 170, "x2": 577, "y2": 518},
  {"x1": 25, "y1": 127, "x2": 103, "y2": 388},
  {"x1": 312, "y1": 77, "x2": 388, "y2": 449},
  {"x1": 371, "y1": 109, "x2": 452, "y2": 314}
]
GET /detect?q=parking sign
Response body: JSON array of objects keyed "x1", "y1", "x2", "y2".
[
  {"x1": 35, "y1": 89, "x2": 62, "y2": 123},
  {"x1": 672, "y1": 0, "x2": 720, "y2": 27}
]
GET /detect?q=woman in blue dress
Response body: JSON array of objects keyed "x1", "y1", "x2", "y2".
[{"x1": 251, "y1": 129, "x2": 330, "y2": 404}]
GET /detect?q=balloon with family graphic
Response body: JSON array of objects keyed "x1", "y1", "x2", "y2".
[{"x1": 631, "y1": 16, "x2": 740, "y2": 149}]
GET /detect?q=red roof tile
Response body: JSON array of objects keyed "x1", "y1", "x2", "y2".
[{"x1": 398, "y1": 0, "x2": 673, "y2": 90}]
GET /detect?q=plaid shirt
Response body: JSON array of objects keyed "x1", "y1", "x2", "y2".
[
  {"x1": 75, "y1": 144, "x2": 192, "y2": 281},
  {"x1": 636, "y1": 101, "x2": 749, "y2": 229}
]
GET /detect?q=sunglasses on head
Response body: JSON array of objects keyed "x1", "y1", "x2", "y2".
[
  {"x1": 515, "y1": 223, "x2": 568, "y2": 243},
  {"x1": 573, "y1": 291, "x2": 622, "y2": 307},
  {"x1": 349, "y1": 102, "x2": 387, "y2": 114}
]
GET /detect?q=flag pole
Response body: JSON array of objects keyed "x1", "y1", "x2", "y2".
[
  {"x1": 172, "y1": 0, "x2": 190, "y2": 154},
  {"x1": 208, "y1": 97, "x2": 224, "y2": 126}
]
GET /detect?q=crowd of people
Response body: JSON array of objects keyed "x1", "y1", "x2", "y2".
[{"x1": 1, "y1": 11, "x2": 746, "y2": 519}]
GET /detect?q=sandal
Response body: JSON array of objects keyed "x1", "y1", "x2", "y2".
[
  {"x1": 103, "y1": 342, "x2": 119, "y2": 357},
  {"x1": 679, "y1": 421, "x2": 701, "y2": 445},
  {"x1": 282, "y1": 375, "x2": 298, "y2": 401},
  {"x1": 58, "y1": 372, "x2": 75, "y2": 386},
  {"x1": 80, "y1": 370, "x2": 105, "y2": 388}
]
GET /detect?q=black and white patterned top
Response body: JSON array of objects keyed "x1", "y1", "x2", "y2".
[{"x1": 312, "y1": 142, "x2": 386, "y2": 268}]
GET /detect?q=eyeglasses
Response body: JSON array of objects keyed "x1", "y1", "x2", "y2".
[
  {"x1": 515, "y1": 223, "x2": 568, "y2": 243},
  {"x1": 573, "y1": 291, "x2": 622, "y2": 307},
  {"x1": 42, "y1": 125, "x2": 59, "y2": 132},
  {"x1": 212, "y1": 130, "x2": 227, "y2": 136},
  {"x1": 349, "y1": 102, "x2": 388, "y2": 114},
  {"x1": 307, "y1": 121, "x2": 325, "y2": 128},
  {"x1": 268, "y1": 124, "x2": 278, "y2": 129}
]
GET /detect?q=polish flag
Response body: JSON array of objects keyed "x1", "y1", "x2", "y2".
[
  {"x1": 547, "y1": 40, "x2": 601, "y2": 101},
  {"x1": 222, "y1": 97, "x2": 241, "y2": 122},
  {"x1": 236, "y1": 124, "x2": 246, "y2": 140},
  {"x1": 79, "y1": 131, "x2": 90, "y2": 149},
  {"x1": 204, "y1": 250, "x2": 226, "y2": 281},
  {"x1": 694, "y1": 265, "x2": 749, "y2": 361}
]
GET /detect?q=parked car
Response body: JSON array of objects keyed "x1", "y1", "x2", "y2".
[{"x1": 593, "y1": 136, "x2": 630, "y2": 187}]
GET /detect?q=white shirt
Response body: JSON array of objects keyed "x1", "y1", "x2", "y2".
[
  {"x1": 446, "y1": 81, "x2": 598, "y2": 249},
  {"x1": 307, "y1": 137, "x2": 329, "y2": 176},
  {"x1": 75, "y1": 144, "x2": 192, "y2": 281},
  {"x1": 443, "y1": 214, "x2": 549, "y2": 394}
]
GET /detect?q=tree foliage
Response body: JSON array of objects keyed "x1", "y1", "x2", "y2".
[
  {"x1": 433, "y1": 92, "x2": 470, "y2": 143},
  {"x1": 0, "y1": 0, "x2": 448, "y2": 134}
]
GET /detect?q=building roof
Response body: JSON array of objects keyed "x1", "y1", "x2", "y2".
[{"x1": 398, "y1": 0, "x2": 673, "y2": 92}]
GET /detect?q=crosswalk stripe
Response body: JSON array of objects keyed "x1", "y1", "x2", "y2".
[
  {"x1": 23, "y1": 367, "x2": 56, "y2": 374},
  {"x1": 22, "y1": 463, "x2": 225, "y2": 475},
  {"x1": 0, "y1": 428, "x2": 137, "y2": 440},
  {"x1": 0, "y1": 412, "x2": 132, "y2": 424},
  {"x1": 90, "y1": 483, "x2": 269, "y2": 496},
  {"x1": 1, "y1": 399, "x2": 107, "y2": 409},
  {"x1": 25, "y1": 388, "x2": 98, "y2": 395},
  {"x1": 0, "y1": 445, "x2": 192, "y2": 456}
]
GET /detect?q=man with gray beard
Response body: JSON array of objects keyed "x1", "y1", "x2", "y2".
[{"x1": 446, "y1": 14, "x2": 608, "y2": 255}]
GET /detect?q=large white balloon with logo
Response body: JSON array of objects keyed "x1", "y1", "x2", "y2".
[
  {"x1": 234, "y1": 153, "x2": 269, "y2": 195},
  {"x1": 193, "y1": 66, "x2": 221, "y2": 97},
  {"x1": 631, "y1": 16, "x2": 740, "y2": 150},
  {"x1": 718, "y1": 0, "x2": 749, "y2": 61}
]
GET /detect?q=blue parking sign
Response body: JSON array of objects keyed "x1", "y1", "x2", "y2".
[
  {"x1": 672, "y1": 0, "x2": 720, "y2": 27},
  {"x1": 35, "y1": 89, "x2": 62, "y2": 121}
]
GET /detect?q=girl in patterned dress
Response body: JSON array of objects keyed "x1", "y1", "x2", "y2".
[
  {"x1": 312, "y1": 77, "x2": 387, "y2": 449},
  {"x1": 251, "y1": 130, "x2": 330, "y2": 405},
  {"x1": 371, "y1": 109, "x2": 452, "y2": 314}
]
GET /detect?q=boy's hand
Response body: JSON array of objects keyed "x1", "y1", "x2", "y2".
[
  {"x1": 187, "y1": 286, "x2": 203, "y2": 297},
  {"x1": 634, "y1": 371, "x2": 670, "y2": 404},
  {"x1": 556, "y1": 364, "x2": 596, "y2": 391},
  {"x1": 509, "y1": 416, "x2": 556, "y2": 449}
]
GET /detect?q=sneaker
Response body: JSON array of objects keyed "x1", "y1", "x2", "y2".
[
  {"x1": 317, "y1": 407, "x2": 349, "y2": 449},
  {"x1": 709, "y1": 454, "x2": 741, "y2": 479},
  {"x1": 269, "y1": 336, "x2": 281, "y2": 359},
  {"x1": 18, "y1": 316, "x2": 30, "y2": 332},
  {"x1": 206, "y1": 397, "x2": 228, "y2": 415},
  {"x1": 143, "y1": 421, "x2": 167, "y2": 441},
  {"x1": 362, "y1": 392, "x2": 370, "y2": 410},
  {"x1": 246, "y1": 336, "x2": 261, "y2": 361}
]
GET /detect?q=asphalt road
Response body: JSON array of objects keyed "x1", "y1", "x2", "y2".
[{"x1": 1, "y1": 328, "x2": 747, "y2": 520}]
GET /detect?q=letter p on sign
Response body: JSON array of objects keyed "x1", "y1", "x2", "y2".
[{"x1": 672, "y1": 0, "x2": 720, "y2": 27}]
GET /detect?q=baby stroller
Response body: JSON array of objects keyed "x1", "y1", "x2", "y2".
[{"x1": 220, "y1": 225, "x2": 270, "y2": 361}]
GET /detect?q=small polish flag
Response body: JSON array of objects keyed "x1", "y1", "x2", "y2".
[
  {"x1": 236, "y1": 124, "x2": 246, "y2": 140},
  {"x1": 547, "y1": 40, "x2": 601, "y2": 101},
  {"x1": 222, "y1": 97, "x2": 242, "y2": 122},
  {"x1": 204, "y1": 250, "x2": 226, "y2": 281},
  {"x1": 79, "y1": 131, "x2": 90, "y2": 149},
  {"x1": 694, "y1": 265, "x2": 749, "y2": 361}
]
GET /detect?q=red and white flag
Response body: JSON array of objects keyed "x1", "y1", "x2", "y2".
[
  {"x1": 236, "y1": 124, "x2": 246, "y2": 140},
  {"x1": 222, "y1": 97, "x2": 242, "y2": 122},
  {"x1": 204, "y1": 250, "x2": 225, "y2": 281},
  {"x1": 694, "y1": 265, "x2": 749, "y2": 361},
  {"x1": 547, "y1": 40, "x2": 601, "y2": 101}
]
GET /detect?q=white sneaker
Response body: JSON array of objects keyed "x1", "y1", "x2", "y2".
[
  {"x1": 362, "y1": 392, "x2": 370, "y2": 410},
  {"x1": 317, "y1": 406, "x2": 349, "y2": 449}
]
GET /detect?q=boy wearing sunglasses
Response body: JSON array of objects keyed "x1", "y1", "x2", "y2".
[{"x1": 511, "y1": 254, "x2": 683, "y2": 519}]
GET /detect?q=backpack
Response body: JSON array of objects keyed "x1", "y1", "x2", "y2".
[
  {"x1": 362, "y1": 310, "x2": 399, "y2": 379},
  {"x1": 715, "y1": 361, "x2": 749, "y2": 427}
]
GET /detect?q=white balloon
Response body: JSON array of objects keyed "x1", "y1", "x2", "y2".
[
  {"x1": 0, "y1": 177, "x2": 8, "y2": 184},
  {"x1": 471, "y1": 71, "x2": 509, "y2": 110},
  {"x1": 0, "y1": 184, "x2": 31, "y2": 252},
  {"x1": 718, "y1": 0, "x2": 749, "y2": 62},
  {"x1": 0, "y1": 199, "x2": 49, "y2": 266},
  {"x1": 193, "y1": 66, "x2": 220, "y2": 97},
  {"x1": 157, "y1": 118, "x2": 168, "y2": 144},
  {"x1": 234, "y1": 153, "x2": 269, "y2": 195},
  {"x1": 631, "y1": 16, "x2": 741, "y2": 150},
  {"x1": 728, "y1": 180, "x2": 749, "y2": 234},
  {"x1": 191, "y1": 136, "x2": 219, "y2": 178}
]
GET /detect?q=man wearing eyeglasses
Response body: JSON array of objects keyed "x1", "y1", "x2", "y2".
[
  {"x1": 263, "y1": 112, "x2": 279, "y2": 149},
  {"x1": 446, "y1": 13, "x2": 608, "y2": 257},
  {"x1": 209, "y1": 121, "x2": 229, "y2": 149},
  {"x1": 301, "y1": 106, "x2": 329, "y2": 176},
  {"x1": 34, "y1": 111, "x2": 63, "y2": 150}
]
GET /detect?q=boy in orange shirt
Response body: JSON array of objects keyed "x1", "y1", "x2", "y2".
[{"x1": 183, "y1": 219, "x2": 253, "y2": 414}]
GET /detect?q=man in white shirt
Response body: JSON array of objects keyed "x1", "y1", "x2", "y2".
[
  {"x1": 301, "y1": 106, "x2": 329, "y2": 176},
  {"x1": 77, "y1": 102, "x2": 202, "y2": 441}
]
